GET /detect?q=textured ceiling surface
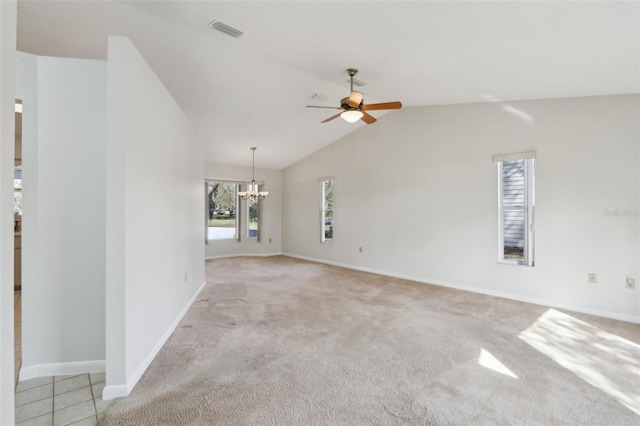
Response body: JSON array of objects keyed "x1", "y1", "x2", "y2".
[{"x1": 16, "y1": 1, "x2": 640, "y2": 169}]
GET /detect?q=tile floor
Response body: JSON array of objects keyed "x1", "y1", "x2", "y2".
[{"x1": 14, "y1": 291, "x2": 113, "y2": 426}]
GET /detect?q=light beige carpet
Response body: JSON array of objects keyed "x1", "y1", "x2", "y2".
[{"x1": 100, "y1": 256, "x2": 640, "y2": 425}]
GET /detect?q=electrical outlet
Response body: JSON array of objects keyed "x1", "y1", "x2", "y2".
[
  {"x1": 626, "y1": 276, "x2": 636, "y2": 289},
  {"x1": 185, "y1": 272, "x2": 188, "y2": 283},
  {"x1": 588, "y1": 273, "x2": 597, "y2": 284}
]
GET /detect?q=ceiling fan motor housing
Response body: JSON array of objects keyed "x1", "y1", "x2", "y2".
[{"x1": 340, "y1": 97, "x2": 362, "y2": 110}]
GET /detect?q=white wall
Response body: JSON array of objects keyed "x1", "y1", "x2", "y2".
[
  {"x1": 17, "y1": 52, "x2": 107, "y2": 379},
  {"x1": 0, "y1": 1, "x2": 16, "y2": 423},
  {"x1": 205, "y1": 163, "x2": 282, "y2": 258},
  {"x1": 105, "y1": 36, "x2": 205, "y2": 399},
  {"x1": 283, "y1": 95, "x2": 640, "y2": 322}
]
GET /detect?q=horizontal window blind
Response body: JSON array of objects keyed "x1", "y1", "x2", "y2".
[{"x1": 501, "y1": 159, "x2": 526, "y2": 254}]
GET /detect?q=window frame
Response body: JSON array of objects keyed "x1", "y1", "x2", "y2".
[
  {"x1": 14, "y1": 166, "x2": 22, "y2": 216},
  {"x1": 246, "y1": 189, "x2": 260, "y2": 241},
  {"x1": 205, "y1": 180, "x2": 240, "y2": 242},
  {"x1": 320, "y1": 178, "x2": 334, "y2": 244},
  {"x1": 495, "y1": 153, "x2": 535, "y2": 267}
]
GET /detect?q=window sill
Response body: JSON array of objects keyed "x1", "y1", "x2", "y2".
[{"x1": 498, "y1": 260, "x2": 533, "y2": 267}]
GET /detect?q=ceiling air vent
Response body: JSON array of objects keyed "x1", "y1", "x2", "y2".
[
  {"x1": 308, "y1": 93, "x2": 328, "y2": 102},
  {"x1": 209, "y1": 20, "x2": 244, "y2": 38}
]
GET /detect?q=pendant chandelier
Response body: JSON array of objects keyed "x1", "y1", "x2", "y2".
[{"x1": 238, "y1": 147, "x2": 269, "y2": 200}]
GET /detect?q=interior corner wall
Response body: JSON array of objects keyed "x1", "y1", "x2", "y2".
[
  {"x1": 105, "y1": 36, "x2": 205, "y2": 398},
  {"x1": 205, "y1": 163, "x2": 282, "y2": 258},
  {"x1": 0, "y1": 1, "x2": 16, "y2": 423},
  {"x1": 16, "y1": 51, "x2": 107, "y2": 379},
  {"x1": 283, "y1": 94, "x2": 640, "y2": 323}
]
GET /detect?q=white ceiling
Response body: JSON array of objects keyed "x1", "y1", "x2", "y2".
[{"x1": 16, "y1": 0, "x2": 640, "y2": 169}]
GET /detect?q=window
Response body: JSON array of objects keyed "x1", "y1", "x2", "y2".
[
  {"x1": 207, "y1": 182, "x2": 238, "y2": 240},
  {"x1": 495, "y1": 152, "x2": 535, "y2": 266},
  {"x1": 14, "y1": 167, "x2": 22, "y2": 216},
  {"x1": 321, "y1": 178, "x2": 333, "y2": 243},
  {"x1": 247, "y1": 194, "x2": 259, "y2": 240}
]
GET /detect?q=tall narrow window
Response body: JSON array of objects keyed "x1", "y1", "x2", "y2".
[
  {"x1": 207, "y1": 182, "x2": 239, "y2": 240},
  {"x1": 247, "y1": 194, "x2": 259, "y2": 240},
  {"x1": 321, "y1": 178, "x2": 334, "y2": 243},
  {"x1": 495, "y1": 152, "x2": 535, "y2": 266},
  {"x1": 14, "y1": 167, "x2": 22, "y2": 216}
]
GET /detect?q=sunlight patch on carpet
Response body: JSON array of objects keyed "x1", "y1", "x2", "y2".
[
  {"x1": 519, "y1": 309, "x2": 640, "y2": 415},
  {"x1": 478, "y1": 348, "x2": 518, "y2": 379}
]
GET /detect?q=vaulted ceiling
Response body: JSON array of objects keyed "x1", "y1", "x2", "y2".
[{"x1": 16, "y1": 1, "x2": 639, "y2": 169}]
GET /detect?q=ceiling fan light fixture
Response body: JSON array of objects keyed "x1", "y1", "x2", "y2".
[
  {"x1": 348, "y1": 91, "x2": 364, "y2": 107},
  {"x1": 341, "y1": 110, "x2": 363, "y2": 123}
]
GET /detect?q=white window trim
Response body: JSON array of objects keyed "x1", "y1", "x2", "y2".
[
  {"x1": 205, "y1": 180, "x2": 241, "y2": 242},
  {"x1": 204, "y1": 182, "x2": 209, "y2": 244},
  {"x1": 320, "y1": 177, "x2": 334, "y2": 244},
  {"x1": 495, "y1": 153, "x2": 535, "y2": 267},
  {"x1": 245, "y1": 191, "x2": 260, "y2": 241},
  {"x1": 493, "y1": 151, "x2": 536, "y2": 163},
  {"x1": 235, "y1": 188, "x2": 241, "y2": 242}
]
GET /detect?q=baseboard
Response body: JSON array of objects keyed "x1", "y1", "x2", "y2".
[
  {"x1": 282, "y1": 253, "x2": 640, "y2": 325},
  {"x1": 104, "y1": 280, "x2": 207, "y2": 401},
  {"x1": 102, "y1": 384, "x2": 128, "y2": 401},
  {"x1": 20, "y1": 359, "x2": 105, "y2": 382},
  {"x1": 205, "y1": 252, "x2": 282, "y2": 260}
]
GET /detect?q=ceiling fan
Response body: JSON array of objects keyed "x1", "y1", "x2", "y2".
[{"x1": 307, "y1": 69, "x2": 402, "y2": 124}]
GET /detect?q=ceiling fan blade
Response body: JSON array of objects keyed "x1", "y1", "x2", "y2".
[
  {"x1": 362, "y1": 101, "x2": 402, "y2": 111},
  {"x1": 321, "y1": 112, "x2": 344, "y2": 123},
  {"x1": 306, "y1": 105, "x2": 343, "y2": 109},
  {"x1": 348, "y1": 91, "x2": 364, "y2": 107},
  {"x1": 361, "y1": 111, "x2": 377, "y2": 124}
]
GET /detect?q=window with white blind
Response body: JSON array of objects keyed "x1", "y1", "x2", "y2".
[
  {"x1": 495, "y1": 152, "x2": 535, "y2": 266},
  {"x1": 320, "y1": 178, "x2": 334, "y2": 244}
]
